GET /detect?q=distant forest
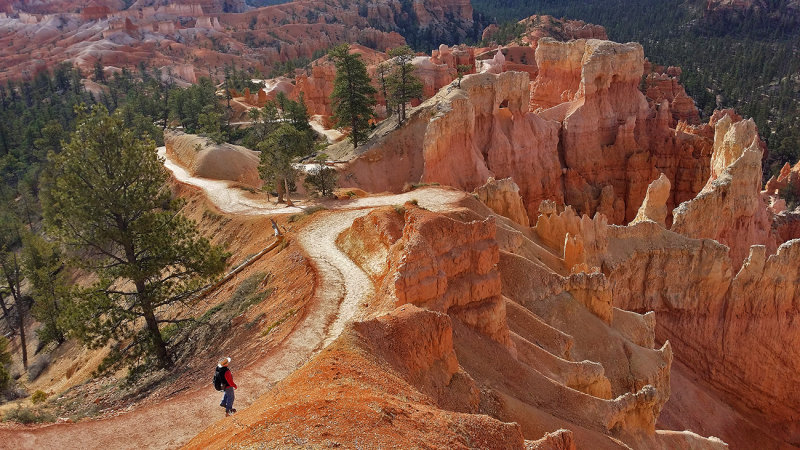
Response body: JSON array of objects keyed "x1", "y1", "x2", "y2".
[{"x1": 472, "y1": 0, "x2": 800, "y2": 178}]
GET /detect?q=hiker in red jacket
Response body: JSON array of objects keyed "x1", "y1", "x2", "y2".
[{"x1": 216, "y1": 357, "x2": 238, "y2": 416}]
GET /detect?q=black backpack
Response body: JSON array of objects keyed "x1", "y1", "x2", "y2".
[{"x1": 213, "y1": 366, "x2": 229, "y2": 391}]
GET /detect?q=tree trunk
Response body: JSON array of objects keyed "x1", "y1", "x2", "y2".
[
  {"x1": 143, "y1": 306, "x2": 170, "y2": 369},
  {"x1": 137, "y1": 281, "x2": 171, "y2": 369},
  {"x1": 16, "y1": 299, "x2": 27, "y2": 370},
  {"x1": 285, "y1": 178, "x2": 294, "y2": 207},
  {"x1": 276, "y1": 179, "x2": 285, "y2": 203}
]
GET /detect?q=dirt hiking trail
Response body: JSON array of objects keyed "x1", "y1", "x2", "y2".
[{"x1": 0, "y1": 149, "x2": 466, "y2": 449}]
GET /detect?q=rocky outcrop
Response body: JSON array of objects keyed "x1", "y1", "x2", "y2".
[
  {"x1": 643, "y1": 63, "x2": 701, "y2": 125},
  {"x1": 533, "y1": 204, "x2": 608, "y2": 271},
  {"x1": 577, "y1": 210, "x2": 800, "y2": 444},
  {"x1": 765, "y1": 160, "x2": 800, "y2": 208},
  {"x1": 380, "y1": 206, "x2": 514, "y2": 351},
  {"x1": 164, "y1": 130, "x2": 261, "y2": 187},
  {"x1": 336, "y1": 206, "x2": 404, "y2": 282},
  {"x1": 672, "y1": 114, "x2": 775, "y2": 269},
  {"x1": 474, "y1": 177, "x2": 530, "y2": 227},
  {"x1": 630, "y1": 173, "x2": 671, "y2": 227},
  {"x1": 527, "y1": 429, "x2": 576, "y2": 450}
]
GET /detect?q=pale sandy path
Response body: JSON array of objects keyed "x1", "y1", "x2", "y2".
[
  {"x1": 310, "y1": 115, "x2": 344, "y2": 144},
  {"x1": 0, "y1": 149, "x2": 466, "y2": 449},
  {"x1": 159, "y1": 146, "x2": 464, "y2": 216}
]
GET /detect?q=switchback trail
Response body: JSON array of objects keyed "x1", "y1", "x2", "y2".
[{"x1": 0, "y1": 148, "x2": 466, "y2": 449}]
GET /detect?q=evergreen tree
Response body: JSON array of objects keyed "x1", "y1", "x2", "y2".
[
  {"x1": 376, "y1": 62, "x2": 391, "y2": 112},
  {"x1": 285, "y1": 93, "x2": 313, "y2": 138},
  {"x1": 387, "y1": 45, "x2": 423, "y2": 124},
  {"x1": 197, "y1": 104, "x2": 226, "y2": 144},
  {"x1": 258, "y1": 124, "x2": 309, "y2": 203},
  {"x1": 41, "y1": 105, "x2": 227, "y2": 370},
  {"x1": 304, "y1": 165, "x2": 338, "y2": 197},
  {"x1": 0, "y1": 208, "x2": 27, "y2": 370},
  {"x1": 329, "y1": 44, "x2": 377, "y2": 148},
  {"x1": 21, "y1": 233, "x2": 69, "y2": 346}
]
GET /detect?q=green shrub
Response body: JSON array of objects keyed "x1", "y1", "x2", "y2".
[
  {"x1": 228, "y1": 272, "x2": 273, "y2": 315},
  {"x1": 31, "y1": 390, "x2": 48, "y2": 405}
]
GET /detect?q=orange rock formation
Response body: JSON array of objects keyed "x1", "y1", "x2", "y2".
[
  {"x1": 0, "y1": 0, "x2": 472, "y2": 84},
  {"x1": 340, "y1": 38, "x2": 715, "y2": 226},
  {"x1": 188, "y1": 197, "x2": 733, "y2": 448}
]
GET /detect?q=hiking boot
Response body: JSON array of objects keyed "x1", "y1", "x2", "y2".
[
  {"x1": 225, "y1": 410, "x2": 230, "y2": 417},
  {"x1": 230, "y1": 409, "x2": 237, "y2": 413}
]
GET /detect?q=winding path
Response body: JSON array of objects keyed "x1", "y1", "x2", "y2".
[{"x1": 0, "y1": 148, "x2": 465, "y2": 449}]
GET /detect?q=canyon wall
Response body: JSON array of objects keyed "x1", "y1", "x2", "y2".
[{"x1": 342, "y1": 38, "x2": 716, "y2": 226}]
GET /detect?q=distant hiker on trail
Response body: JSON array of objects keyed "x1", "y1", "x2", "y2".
[{"x1": 214, "y1": 357, "x2": 237, "y2": 416}]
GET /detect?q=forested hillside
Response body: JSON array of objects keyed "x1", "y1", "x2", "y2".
[{"x1": 473, "y1": 0, "x2": 800, "y2": 178}]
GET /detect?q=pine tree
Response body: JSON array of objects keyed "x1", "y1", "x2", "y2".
[
  {"x1": 21, "y1": 233, "x2": 69, "y2": 346},
  {"x1": 304, "y1": 165, "x2": 338, "y2": 197},
  {"x1": 258, "y1": 124, "x2": 310, "y2": 203},
  {"x1": 329, "y1": 44, "x2": 377, "y2": 148},
  {"x1": 41, "y1": 105, "x2": 227, "y2": 370},
  {"x1": 376, "y1": 62, "x2": 391, "y2": 113},
  {"x1": 387, "y1": 45, "x2": 423, "y2": 124},
  {"x1": 285, "y1": 92, "x2": 313, "y2": 138},
  {"x1": 0, "y1": 208, "x2": 28, "y2": 370}
]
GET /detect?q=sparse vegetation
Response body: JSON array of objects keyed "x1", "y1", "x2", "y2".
[
  {"x1": 261, "y1": 309, "x2": 297, "y2": 337},
  {"x1": 457, "y1": 64, "x2": 472, "y2": 88},
  {"x1": 3, "y1": 404, "x2": 55, "y2": 424},
  {"x1": 288, "y1": 205, "x2": 328, "y2": 223},
  {"x1": 0, "y1": 337, "x2": 12, "y2": 392},
  {"x1": 410, "y1": 182, "x2": 440, "y2": 190}
]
